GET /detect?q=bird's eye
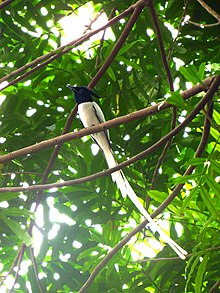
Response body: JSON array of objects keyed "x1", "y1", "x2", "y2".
[{"x1": 79, "y1": 89, "x2": 84, "y2": 94}]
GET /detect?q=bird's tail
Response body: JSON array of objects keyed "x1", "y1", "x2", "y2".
[{"x1": 103, "y1": 148, "x2": 187, "y2": 259}]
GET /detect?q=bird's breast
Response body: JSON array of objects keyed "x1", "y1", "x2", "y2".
[{"x1": 78, "y1": 102, "x2": 99, "y2": 128}]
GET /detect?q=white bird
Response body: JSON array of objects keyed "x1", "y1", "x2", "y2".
[{"x1": 67, "y1": 85, "x2": 187, "y2": 259}]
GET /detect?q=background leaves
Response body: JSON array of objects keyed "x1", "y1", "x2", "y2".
[{"x1": 0, "y1": 0, "x2": 220, "y2": 292}]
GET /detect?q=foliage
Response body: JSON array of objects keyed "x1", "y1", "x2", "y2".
[{"x1": 0, "y1": 0, "x2": 220, "y2": 292}]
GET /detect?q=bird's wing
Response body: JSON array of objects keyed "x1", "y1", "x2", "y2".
[
  {"x1": 78, "y1": 101, "x2": 111, "y2": 151},
  {"x1": 92, "y1": 102, "x2": 110, "y2": 143}
]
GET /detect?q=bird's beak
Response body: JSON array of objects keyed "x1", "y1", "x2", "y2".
[{"x1": 66, "y1": 84, "x2": 76, "y2": 92}]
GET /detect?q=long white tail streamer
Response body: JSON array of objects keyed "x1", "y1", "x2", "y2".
[{"x1": 104, "y1": 148, "x2": 187, "y2": 259}]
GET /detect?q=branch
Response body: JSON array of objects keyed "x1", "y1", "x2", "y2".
[
  {"x1": 197, "y1": 0, "x2": 220, "y2": 23},
  {"x1": 0, "y1": 0, "x2": 14, "y2": 10},
  {"x1": 8, "y1": 244, "x2": 25, "y2": 293},
  {"x1": 88, "y1": 0, "x2": 145, "y2": 88},
  {"x1": 209, "y1": 279, "x2": 220, "y2": 293},
  {"x1": 150, "y1": 106, "x2": 177, "y2": 189},
  {"x1": 78, "y1": 77, "x2": 217, "y2": 293},
  {"x1": 147, "y1": 0, "x2": 173, "y2": 91},
  {"x1": 1, "y1": 171, "x2": 43, "y2": 176},
  {"x1": 0, "y1": 76, "x2": 215, "y2": 164},
  {"x1": 95, "y1": 8, "x2": 117, "y2": 68},
  {"x1": 30, "y1": 247, "x2": 44, "y2": 293},
  {"x1": 188, "y1": 20, "x2": 220, "y2": 27},
  {"x1": 150, "y1": 0, "x2": 190, "y2": 191},
  {"x1": 1, "y1": 76, "x2": 218, "y2": 193}
]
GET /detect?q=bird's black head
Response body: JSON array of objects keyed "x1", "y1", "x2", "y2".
[{"x1": 67, "y1": 85, "x2": 100, "y2": 104}]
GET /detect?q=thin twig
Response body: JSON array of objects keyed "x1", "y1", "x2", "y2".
[
  {"x1": 8, "y1": 244, "x2": 25, "y2": 293},
  {"x1": 30, "y1": 247, "x2": 44, "y2": 293},
  {"x1": 0, "y1": 76, "x2": 215, "y2": 165},
  {"x1": 0, "y1": 243, "x2": 25, "y2": 287},
  {"x1": 197, "y1": 0, "x2": 220, "y2": 22},
  {"x1": 150, "y1": 108, "x2": 176, "y2": 190},
  {"x1": 188, "y1": 20, "x2": 220, "y2": 27},
  {"x1": 83, "y1": 9, "x2": 104, "y2": 33},
  {"x1": 149, "y1": 0, "x2": 190, "y2": 192},
  {"x1": 209, "y1": 278, "x2": 220, "y2": 293},
  {"x1": 1, "y1": 171, "x2": 43, "y2": 176},
  {"x1": 147, "y1": 0, "x2": 173, "y2": 91},
  {"x1": 167, "y1": 0, "x2": 190, "y2": 60}
]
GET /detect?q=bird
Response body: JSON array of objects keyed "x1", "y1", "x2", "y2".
[{"x1": 67, "y1": 85, "x2": 187, "y2": 259}]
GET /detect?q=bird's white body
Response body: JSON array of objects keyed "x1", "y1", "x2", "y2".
[
  {"x1": 77, "y1": 101, "x2": 187, "y2": 259},
  {"x1": 78, "y1": 101, "x2": 128, "y2": 195}
]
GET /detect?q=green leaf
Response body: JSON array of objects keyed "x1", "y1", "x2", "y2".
[
  {"x1": 179, "y1": 65, "x2": 203, "y2": 84},
  {"x1": 185, "y1": 256, "x2": 200, "y2": 292},
  {"x1": 167, "y1": 92, "x2": 184, "y2": 107},
  {"x1": 107, "y1": 67, "x2": 116, "y2": 81},
  {"x1": 117, "y1": 40, "x2": 144, "y2": 56},
  {"x1": 173, "y1": 173, "x2": 203, "y2": 184},
  {"x1": 180, "y1": 187, "x2": 199, "y2": 213},
  {"x1": 116, "y1": 56, "x2": 142, "y2": 71},
  {"x1": 198, "y1": 62, "x2": 206, "y2": 80},
  {"x1": 148, "y1": 190, "x2": 181, "y2": 207},
  {"x1": 210, "y1": 127, "x2": 220, "y2": 141},
  {"x1": 200, "y1": 186, "x2": 220, "y2": 221},
  {"x1": 204, "y1": 175, "x2": 220, "y2": 197},
  {"x1": 185, "y1": 158, "x2": 206, "y2": 166},
  {"x1": 1, "y1": 217, "x2": 33, "y2": 246},
  {"x1": 195, "y1": 254, "x2": 209, "y2": 293},
  {"x1": 210, "y1": 159, "x2": 220, "y2": 174},
  {"x1": 0, "y1": 207, "x2": 35, "y2": 219},
  {"x1": 0, "y1": 192, "x2": 20, "y2": 201},
  {"x1": 213, "y1": 109, "x2": 220, "y2": 125}
]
